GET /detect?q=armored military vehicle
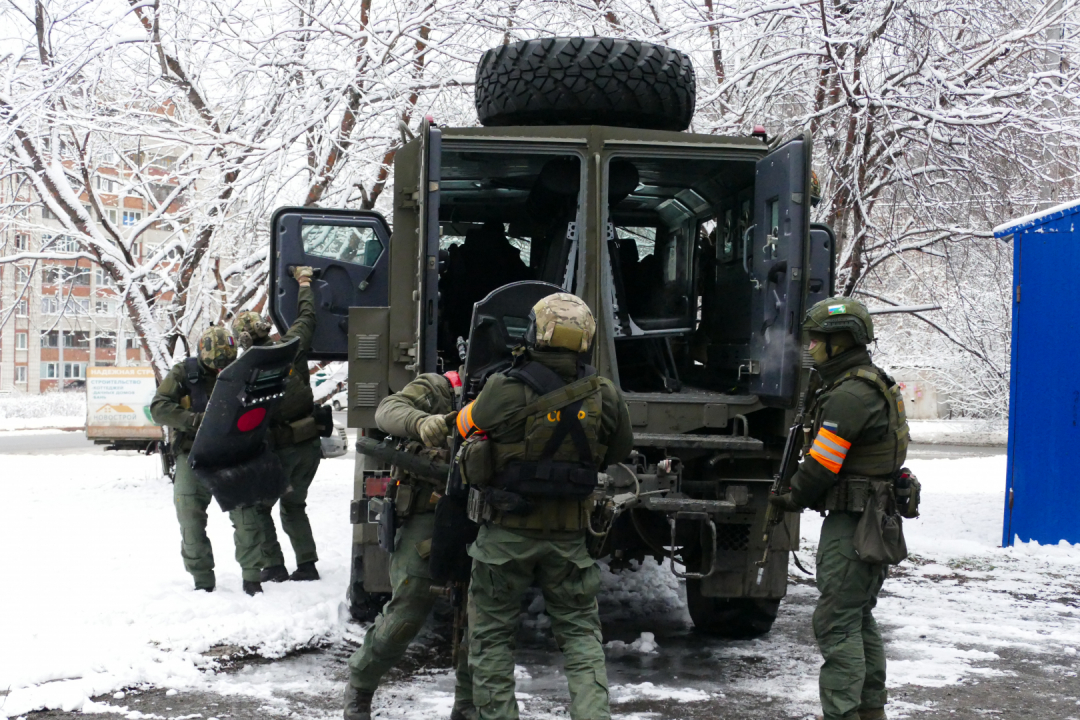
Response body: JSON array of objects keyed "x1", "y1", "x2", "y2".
[{"x1": 268, "y1": 37, "x2": 835, "y2": 636}]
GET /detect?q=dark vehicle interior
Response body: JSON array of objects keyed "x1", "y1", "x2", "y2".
[{"x1": 435, "y1": 145, "x2": 763, "y2": 396}]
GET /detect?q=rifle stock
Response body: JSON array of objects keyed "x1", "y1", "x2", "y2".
[{"x1": 757, "y1": 418, "x2": 804, "y2": 567}]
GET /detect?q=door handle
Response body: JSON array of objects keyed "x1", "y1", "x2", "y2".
[{"x1": 742, "y1": 224, "x2": 761, "y2": 289}]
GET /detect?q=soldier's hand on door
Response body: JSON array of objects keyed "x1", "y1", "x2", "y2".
[{"x1": 291, "y1": 265, "x2": 314, "y2": 287}]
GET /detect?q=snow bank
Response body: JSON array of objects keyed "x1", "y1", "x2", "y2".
[
  {"x1": 0, "y1": 391, "x2": 85, "y2": 431},
  {"x1": 0, "y1": 451, "x2": 357, "y2": 717},
  {"x1": 907, "y1": 419, "x2": 1007, "y2": 446}
]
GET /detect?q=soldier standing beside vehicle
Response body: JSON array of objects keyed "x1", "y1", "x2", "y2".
[
  {"x1": 151, "y1": 327, "x2": 266, "y2": 595},
  {"x1": 454, "y1": 293, "x2": 633, "y2": 720},
  {"x1": 231, "y1": 266, "x2": 325, "y2": 583},
  {"x1": 769, "y1": 297, "x2": 910, "y2": 720},
  {"x1": 344, "y1": 371, "x2": 475, "y2": 720}
]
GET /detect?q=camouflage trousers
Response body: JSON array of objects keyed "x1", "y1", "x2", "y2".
[
  {"x1": 348, "y1": 512, "x2": 473, "y2": 711},
  {"x1": 814, "y1": 511, "x2": 889, "y2": 720},
  {"x1": 173, "y1": 452, "x2": 264, "y2": 586},
  {"x1": 468, "y1": 525, "x2": 609, "y2": 720},
  {"x1": 257, "y1": 438, "x2": 322, "y2": 567}
]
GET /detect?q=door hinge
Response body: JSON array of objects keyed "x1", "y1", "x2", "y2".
[
  {"x1": 1015, "y1": 285, "x2": 1021, "y2": 303},
  {"x1": 1008, "y1": 488, "x2": 1014, "y2": 509},
  {"x1": 737, "y1": 360, "x2": 760, "y2": 379},
  {"x1": 394, "y1": 342, "x2": 416, "y2": 364}
]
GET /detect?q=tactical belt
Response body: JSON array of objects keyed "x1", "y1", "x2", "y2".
[
  {"x1": 495, "y1": 461, "x2": 598, "y2": 499},
  {"x1": 270, "y1": 416, "x2": 319, "y2": 448},
  {"x1": 394, "y1": 480, "x2": 440, "y2": 517},
  {"x1": 822, "y1": 476, "x2": 892, "y2": 513}
]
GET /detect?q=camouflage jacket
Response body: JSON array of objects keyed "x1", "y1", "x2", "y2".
[
  {"x1": 789, "y1": 348, "x2": 907, "y2": 508},
  {"x1": 375, "y1": 372, "x2": 455, "y2": 439},
  {"x1": 150, "y1": 360, "x2": 218, "y2": 453},
  {"x1": 251, "y1": 284, "x2": 316, "y2": 426}
]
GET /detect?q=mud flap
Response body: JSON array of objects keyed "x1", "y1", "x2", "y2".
[{"x1": 189, "y1": 338, "x2": 299, "y2": 510}]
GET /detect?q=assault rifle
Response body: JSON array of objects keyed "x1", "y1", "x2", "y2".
[
  {"x1": 757, "y1": 415, "x2": 804, "y2": 568},
  {"x1": 355, "y1": 435, "x2": 451, "y2": 481}
]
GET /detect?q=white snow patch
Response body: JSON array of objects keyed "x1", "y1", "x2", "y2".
[
  {"x1": 605, "y1": 632, "x2": 659, "y2": 657},
  {"x1": 0, "y1": 451, "x2": 358, "y2": 717},
  {"x1": 0, "y1": 391, "x2": 85, "y2": 430},
  {"x1": 610, "y1": 681, "x2": 712, "y2": 703},
  {"x1": 598, "y1": 556, "x2": 684, "y2": 622}
]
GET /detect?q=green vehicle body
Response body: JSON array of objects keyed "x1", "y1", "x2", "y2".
[{"x1": 269, "y1": 121, "x2": 837, "y2": 633}]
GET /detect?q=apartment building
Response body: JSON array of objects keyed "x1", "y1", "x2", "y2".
[{"x1": 1, "y1": 164, "x2": 178, "y2": 394}]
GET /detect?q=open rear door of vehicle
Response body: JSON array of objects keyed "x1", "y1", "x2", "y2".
[
  {"x1": 269, "y1": 207, "x2": 392, "y2": 426},
  {"x1": 746, "y1": 134, "x2": 812, "y2": 406}
]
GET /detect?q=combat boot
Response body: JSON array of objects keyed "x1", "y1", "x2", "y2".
[
  {"x1": 290, "y1": 561, "x2": 320, "y2": 581},
  {"x1": 343, "y1": 684, "x2": 373, "y2": 720},
  {"x1": 243, "y1": 580, "x2": 263, "y2": 596},
  {"x1": 261, "y1": 564, "x2": 290, "y2": 583},
  {"x1": 860, "y1": 709, "x2": 887, "y2": 720},
  {"x1": 449, "y1": 704, "x2": 478, "y2": 720}
]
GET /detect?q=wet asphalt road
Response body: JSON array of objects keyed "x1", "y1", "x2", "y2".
[{"x1": 19, "y1": 440, "x2": 1056, "y2": 720}]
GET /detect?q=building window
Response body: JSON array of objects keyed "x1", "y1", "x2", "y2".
[
  {"x1": 41, "y1": 331, "x2": 58, "y2": 348},
  {"x1": 69, "y1": 297, "x2": 90, "y2": 315},
  {"x1": 44, "y1": 266, "x2": 90, "y2": 286},
  {"x1": 15, "y1": 366, "x2": 27, "y2": 384},
  {"x1": 122, "y1": 211, "x2": 141, "y2": 227},
  {"x1": 108, "y1": 209, "x2": 117, "y2": 224},
  {"x1": 41, "y1": 205, "x2": 57, "y2": 220},
  {"x1": 94, "y1": 268, "x2": 115, "y2": 287},
  {"x1": 95, "y1": 333, "x2": 117, "y2": 349},
  {"x1": 41, "y1": 362, "x2": 58, "y2": 379},
  {"x1": 15, "y1": 266, "x2": 29, "y2": 284},
  {"x1": 64, "y1": 331, "x2": 90, "y2": 349},
  {"x1": 41, "y1": 297, "x2": 60, "y2": 315},
  {"x1": 42, "y1": 234, "x2": 78, "y2": 253},
  {"x1": 15, "y1": 299, "x2": 28, "y2": 317},
  {"x1": 94, "y1": 299, "x2": 115, "y2": 315},
  {"x1": 64, "y1": 362, "x2": 84, "y2": 379},
  {"x1": 126, "y1": 337, "x2": 139, "y2": 350},
  {"x1": 95, "y1": 176, "x2": 116, "y2": 193},
  {"x1": 14, "y1": 234, "x2": 28, "y2": 251},
  {"x1": 15, "y1": 333, "x2": 27, "y2": 350}
]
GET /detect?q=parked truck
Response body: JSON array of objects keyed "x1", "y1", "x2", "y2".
[{"x1": 268, "y1": 37, "x2": 836, "y2": 636}]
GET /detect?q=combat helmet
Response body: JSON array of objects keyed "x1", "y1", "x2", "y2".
[
  {"x1": 231, "y1": 311, "x2": 273, "y2": 350},
  {"x1": 803, "y1": 296, "x2": 874, "y2": 345},
  {"x1": 198, "y1": 326, "x2": 237, "y2": 371},
  {"x1": 525, "y1": 292, "x2": 595, "y2": 353}
]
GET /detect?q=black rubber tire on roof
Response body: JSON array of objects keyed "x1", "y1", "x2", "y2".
[
  {"x1": 475, "y1": 37, "x2": 696, "y2": 131},
  {"x1": 685, "y1": 581, "x2": 782, "y2": 638}
]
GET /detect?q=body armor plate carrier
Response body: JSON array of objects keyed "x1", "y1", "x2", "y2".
[{"x1": 493, "y1": 360, "x2": 604, "y2": 499}]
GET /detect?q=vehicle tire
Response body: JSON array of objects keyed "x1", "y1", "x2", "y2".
[
  {"x1": 347, "y1": 542, "x2": 390, "y2": 622},
  {"x1": 332, "y1": 400, "x2": 343, "y2": 411},
  {"x1": 475, "y1": 37, "x2": 696, "y2": 131},
  {"x1": 685, "y1": 581, "x2": 781, "y2": 638}
]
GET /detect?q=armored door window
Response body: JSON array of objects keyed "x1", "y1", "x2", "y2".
[{"x1": 302, "y1": 225, "x2": 384, "y2": 267}]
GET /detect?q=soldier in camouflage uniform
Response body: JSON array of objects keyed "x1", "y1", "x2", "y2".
[
  {"x1": 151, "y1": 326, "x2": 267, "y2": 595},
  {"x1": 232, "y1": 265, "x2": 323, "y2": 583},
  {"x1": 454, "y1": 293, "x2": 633, "y2": 720},
  {"x1": 769, "y1": 297, "x2": 909, "y2": 720},
  {"x1": 344, "y1": 371, "x2": 475, "y2": 720}
]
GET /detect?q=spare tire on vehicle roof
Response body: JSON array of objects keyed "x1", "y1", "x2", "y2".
[{"x1": 475, "y1": 37, "x2": 696, "y2": 131}]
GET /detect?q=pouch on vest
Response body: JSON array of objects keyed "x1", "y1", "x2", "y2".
[
  {"x1": 894, "y1": 467, "x2": 921, "y2": 519},
  {"x1": 853, "y1": 479, "x2": 908, "y2": 565},
  {"x1": 459, "y1": 434, "x2": 496, "y2": 488}
]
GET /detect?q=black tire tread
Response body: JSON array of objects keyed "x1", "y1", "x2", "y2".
[
  {"x1": 475, "y1": 37, "x2": 695, "y2": 131},
  {"x1": 685, "y1": 582, "x2": 781, "y2": 638}
]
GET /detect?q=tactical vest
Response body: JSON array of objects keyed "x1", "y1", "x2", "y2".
[
  {"x1": 814, "y1": 365, "x2": 910, "y2": 511},
  {"x1": 490, "y1": 361, "x2": 606, "y2": 499},
  {"x1": 174, "y1": 358, "x2": 211, "y2": 451}
]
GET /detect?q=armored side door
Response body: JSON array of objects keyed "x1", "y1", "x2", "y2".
[
  {"x1": 269, "y1": 206, "x2": 391, "y2": 427},
  {"x1": 745, "y1": 135, "x2": 813, "y2": 406}
]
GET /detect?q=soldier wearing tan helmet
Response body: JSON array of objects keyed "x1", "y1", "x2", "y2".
[
  {"x1": 150, "y1": 326, "x2": 268, "y2": 595},
  {"x1": 231, "y1": 266, "x2": 324, "y2": 583},
  {"x1": 453, "y1": 292, "x2": 632, "y2": 720}
]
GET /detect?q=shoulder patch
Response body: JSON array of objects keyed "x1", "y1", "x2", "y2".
[
  {"x1": 822, "y1": 420, "x2": 839, "y2": 430},
  {"x1": 827, "y1": 304, "x2": 846, "y2": 315}
]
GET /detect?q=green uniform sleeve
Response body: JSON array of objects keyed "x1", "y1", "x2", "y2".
[
  {"x1": 599, "y1": 380, "x2": 633, "y2": 466},
  {"x1": 149, "y1": 364, "x2": 201, "y2": 432},
  {"x1": 789, "y1": 386, "x2": 873, "y2": 507},
  {"x1": 282, "y1": 284, "x2": 317, "y2": 351},
  {"x1": 375, "y1": 373, "x2": 452, "y2": 439},
  {"x1": 467, "y1": 373, "x2": 529, "y2": 442}
]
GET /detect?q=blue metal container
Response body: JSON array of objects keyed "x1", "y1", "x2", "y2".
[{"x1": 995, "y1": 200, "x2": 1080, "y2": 547}]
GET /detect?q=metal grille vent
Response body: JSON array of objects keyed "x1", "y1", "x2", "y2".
[
  {"x1": 716, "y1": 523, "x2": 751, "y2": 551},
  {"x1": 354, "y1": 382, "x2": 379, "y2": 407},
  {"x1": 356, "y1": 335, "x2": 380, "y2": 360}
]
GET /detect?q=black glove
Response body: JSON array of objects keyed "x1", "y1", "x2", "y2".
[{"x1": 768, "y1": 493, "x2": 802, "y2": 512}]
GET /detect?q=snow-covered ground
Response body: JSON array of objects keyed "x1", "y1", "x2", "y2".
[{"x1": 2, "y1": 444, "x2": 1078, "y2": 719}]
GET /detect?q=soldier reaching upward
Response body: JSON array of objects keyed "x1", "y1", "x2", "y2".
[
  {"x1": 769, "y1": 297, "x2": 910, "y2": 720},
  {"x1": 232, "y1": 265, "x2": 324, "y2": 583},
  {"x1": 454, "y1": 292, "x2": 633, "y2": 720},
  {"x1": 150, "y1": 326, "x2": 266, "y2": 596}
]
